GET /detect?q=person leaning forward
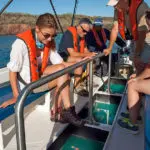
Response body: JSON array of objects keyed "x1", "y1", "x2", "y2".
[
  {"x1": 104, "y1": 0, "x2": 150, "y2": 75},
  {"x1": 0, "y1": 13, "x2": 85, "y2": 127},
  {"x1": 58, "y1": 18, "x2": 97, "y2": 96}
]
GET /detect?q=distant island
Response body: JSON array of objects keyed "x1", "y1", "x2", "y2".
[{"x1": 0, "y1": 13, "x2": 113, "y2": 35}]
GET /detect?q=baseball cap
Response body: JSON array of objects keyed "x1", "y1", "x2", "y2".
[
  {"x1": 93, "y1": 17, "x2": 103, "y2": 26},
  {"x1": 107, "y1": 0, "x2": 119, "y2": 6}
]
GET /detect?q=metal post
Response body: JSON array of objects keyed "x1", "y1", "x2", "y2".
[
  {"x1": 49, "y1": 0, "x2": 63, "y2": 33},
  {"x1": 0, "y1": 0, "x2": 13, "y2": 15},
  {"x1": 71, "y1": 0, "x2": 78, "y2": 26},
  {"x1": 88, "y1": 61, "x2": 93, "y2": 123},
  {"x1": 107, "y1": 52, "x2": 112, "y2": 94},
  {"x1": 15, "y1": 88, "x2": 30, "y2": 150}
]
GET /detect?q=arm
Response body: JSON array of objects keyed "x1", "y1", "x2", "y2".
[
  {"x1": 134, "y1": 30, "x2": 146, "y2": 56},
  {"x1": 0, "y1": 39, "x2": 24, "y2": 108},
  {"x1": 68, "y1": 47, "x2": 96, "y2": 58},
  {"x1": 103, "y1": 22, "x2": 119, "y2": 55},
  {"x1": 0, "y1": 71, "x2": 19, "y2": 108},
  {"x1": 10, "y1": 71, "x2": 19, "y2": 98}
]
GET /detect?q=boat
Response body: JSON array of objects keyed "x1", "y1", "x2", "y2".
[{"x1": 0, "y1": 0, "x2": 149, "y2": 150}]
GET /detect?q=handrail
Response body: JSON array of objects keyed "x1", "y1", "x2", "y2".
[
  {"x1": 0, "y1": 0, "x2": 13, "y2": 15},
  {"x1": 15, "y1": 53, "x2": 105, "y2": 150}
]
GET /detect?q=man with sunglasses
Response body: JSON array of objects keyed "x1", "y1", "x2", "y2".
[
  {"x1": 105, "y1": 0, "x2": 150, "y2": 134},
  {"x1": 58, "y1": 18, "x2": 96, "y2": 96}
]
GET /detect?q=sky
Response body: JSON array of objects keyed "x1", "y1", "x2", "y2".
[{"x1": 0, "y1": 0, "x2": 150, "y2": 17}]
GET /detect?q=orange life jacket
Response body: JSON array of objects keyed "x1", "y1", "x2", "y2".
[
  {"x1": 118, "y1": 0, "x2": 143, "y2": 40},
  {"x1": 92, "y1": 27, "x2": 107, "y2": 47},
  {"x1": 17, "y1": 29, "x2": 50, "y2": 82},
  {"x1": 67, "y1": 26, "x2": 85, "y2": 53}
]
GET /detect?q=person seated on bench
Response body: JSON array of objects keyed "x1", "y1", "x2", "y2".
[
  {"x1": 118, "y1": 10, "x2": 150, "y2": 134},
  {"x1": 58, "y1": 18, "x2": 97, "y2": 96},
  {"x1": 0, "y1": 13, "x2": 85, "y2": 127}
]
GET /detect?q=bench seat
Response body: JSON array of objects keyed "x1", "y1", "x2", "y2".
[{"x1": 0, "y1": 83, "x2": 47, "y2": 121}]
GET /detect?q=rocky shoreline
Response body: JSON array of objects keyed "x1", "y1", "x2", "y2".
[{"x1": 0, "y1": 13, "x2": 113, "y2": 35}]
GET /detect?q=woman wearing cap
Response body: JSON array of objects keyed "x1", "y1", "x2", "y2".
[{"x1": 0, "y1": 13, "x2": 85, "y2": 127}]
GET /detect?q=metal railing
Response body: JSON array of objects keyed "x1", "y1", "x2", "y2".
[{"x1": 15, "y1": 53, "x2": 104, "y2": 150}]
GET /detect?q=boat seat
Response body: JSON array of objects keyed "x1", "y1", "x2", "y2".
[{"x1": 0, "y1": 83, "x2": 47, "y2": 121}]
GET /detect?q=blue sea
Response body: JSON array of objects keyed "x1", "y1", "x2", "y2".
[
  {"x1": 0, "y1": 33, "x2": 118, "y2": 69},
  {"x1": 0, "y1": 34, "x2": 63, "y2": 69}
]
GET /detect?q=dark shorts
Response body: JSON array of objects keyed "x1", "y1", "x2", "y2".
[{"x1": 59, "y1": 51, "x2": 69, "y2": 62}]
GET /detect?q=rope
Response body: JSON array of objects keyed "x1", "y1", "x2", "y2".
[
  {"x1": 0, "y1": 0, "x2": 13, "y2": 15},
  {"x1": 49, "y1": 0, "x2": 64, "y2": 33},
  {"x1": 71, "y1": 0, "x2": 78, "y2": 26}
]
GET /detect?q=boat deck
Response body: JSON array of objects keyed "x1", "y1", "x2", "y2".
[{"x1": 3, "y1": 75, "x2": 105, "y2": 150}]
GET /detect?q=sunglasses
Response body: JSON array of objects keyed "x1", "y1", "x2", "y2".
[
  {"x1": 146, "y1": 11, "x2": 150, "y2": 20},
  {"x1": 80, "y1": 25, "x2": 88, "y2": 34},
  {"x1": 40, "y1": 30, "x2": 57, "y2": 40}
]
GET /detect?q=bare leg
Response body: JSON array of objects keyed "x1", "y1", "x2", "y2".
[
  {"x1": 128, "y1": 79, "x2": 150, "y2": 124},
  {"x1": 67, "y1": 56, "x2": 83, "y2": 87},
  {"x1": 44, "y1": 64, "x2": 71, "y2": 109}
]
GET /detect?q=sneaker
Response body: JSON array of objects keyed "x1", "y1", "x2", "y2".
[
  {"x1": 120, "y1": 112, "x2": 142, "y2": 123},
  {"x1": 117, "y1": 118, "x2": 139, "y2": 134},
  {"x1": 61, "y1": 106, "x2": 85, "y2": 127}
]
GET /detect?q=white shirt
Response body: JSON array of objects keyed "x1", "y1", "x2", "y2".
[{"x1": 7, "y1": 39, "x2": 63, "y2": 90}]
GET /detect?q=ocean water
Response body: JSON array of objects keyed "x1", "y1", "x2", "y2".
[
  {"x1": 0, "y1": 34, "x2": 63, "y2": 69},
  {"x1": 0, "y1": 35, "x2": 16, "y2": 68},
  {"x1": 0, "y1": 33, "x2": 118, "y2": 69}
]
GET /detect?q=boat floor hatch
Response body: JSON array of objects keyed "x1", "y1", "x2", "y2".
[
  {"x1": 48, "y1": 125, "x2": 108, "y2": 150},
  {"x1": 93, "y1": 94, "x2": 121, "y2": 125},
  {"x1": 99, "y1": 77, "x2": 127, "y2": 94}
]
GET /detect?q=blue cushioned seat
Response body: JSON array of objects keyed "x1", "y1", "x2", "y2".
[{"x1": 0, "y1": 84, "x2": 47, "y2": 121}]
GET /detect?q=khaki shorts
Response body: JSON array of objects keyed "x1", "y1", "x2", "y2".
[{"x1": 33, "y1": 75, "x2": 50, "y2": 93}]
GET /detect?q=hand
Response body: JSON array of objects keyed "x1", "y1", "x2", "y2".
[
  {"x1": 127, "y1": 78, "x2": 137, "y2": 84},
  {"x1": 129, "y1": 73, "x2": 136, "y2": 79},
  {"x1": 89, "y1": 52, "x2": 97, "y2": 57},
  {"x1": 0, "y1": 97, "x2": 17, "y2": 108},
  {"x1": 103, "y1": 48, "x2": 111, "y2": 56},
  {"x1": 85, "y1": 52, "x2": 97, "y2": 59}
]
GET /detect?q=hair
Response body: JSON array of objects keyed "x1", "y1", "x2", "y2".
[
  {"x1": 78, "y1": 18, "x2": 92, "y2": 25},
  {"x1": 146, "y1": 10, "x2": 150, "y2": 20},
  {"x1": 36, "y1": 13, "x2": 58, "y2": 29},
  {"x1": 36, "y1": 13, "x2": 57, "y2": 50}
]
